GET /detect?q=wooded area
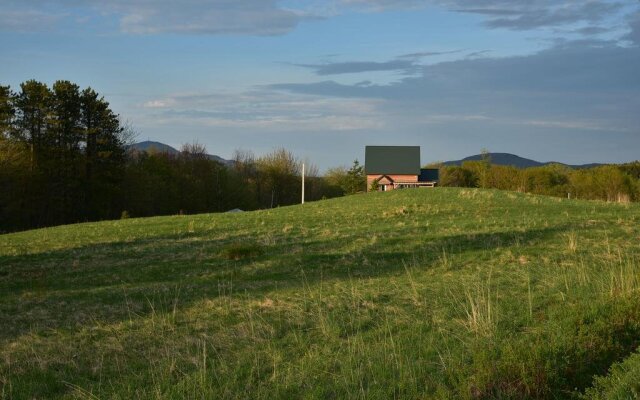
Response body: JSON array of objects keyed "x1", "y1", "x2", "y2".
[{"x1": 0, "y1": 80, "x2": 352, "y2": 233}]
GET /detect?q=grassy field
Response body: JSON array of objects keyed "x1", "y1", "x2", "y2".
[{"x1": 1, "y1": 188, "x2": 640, "y2": 399}]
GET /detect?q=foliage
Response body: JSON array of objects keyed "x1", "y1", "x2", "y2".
[
  {"x1": 346, "y1": 159, "x2": 366, "y2": 193},
  {"x1": 584, "y1": 349, "x2": 640, "y2": 399},
  {"x1": 325, "y1": 159, "x2": 366, "y2": 195},
  {"x1": 438, "y1": 162, "x2": 640, "y2": 202},
  {"x1": 369, "y1": 177, "x2": 380, "y2": 192},
  {"x1": 122, "y1": 146, "x2": 232, "y2": 218},
  {"x1": 0, "y1": 80, "x2": 126, "y2": 231},
  {"x1": 230, "y1": 148, "x2": 336, "y2": 210},
  {"x1": 256, "y1": 147, "x2": 303, "y2": 207},
  {"x1": 440, "y1": 165, "x2": 478, "y2": 187}
]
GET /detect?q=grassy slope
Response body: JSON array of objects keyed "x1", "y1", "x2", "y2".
[{"x1": 1, "y1": 188, "x2": 640, "y2": 399}]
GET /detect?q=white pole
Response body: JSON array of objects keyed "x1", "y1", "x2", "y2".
[{"x1": 301, "y1": 163, "x2": 305, "y2": 204}]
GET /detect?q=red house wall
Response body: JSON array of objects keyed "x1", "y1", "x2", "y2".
[{"x1": 367, "y1": 174, "x2": 418, "y2": 191}]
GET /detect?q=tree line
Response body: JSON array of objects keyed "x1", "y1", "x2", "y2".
[
  {"x1": 437, "y1": 157, "x2": 640, "y2": 202},
  {"x1": 0, "y1": 80, "x2": 363, "y2": 233},
  {"x1": 1, "y1": 80, "x2": 128, "y2": 231}
]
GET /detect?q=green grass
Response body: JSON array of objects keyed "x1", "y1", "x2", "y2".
[
  {"x1": 583, "y1": 350, "x2": 640, "y2": 399},
  {"x1": 1, "y1": 188, "x2": 640, "y2": 399}
]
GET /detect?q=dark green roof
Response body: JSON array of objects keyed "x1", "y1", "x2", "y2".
[{"x1": 365, "y1": 146, "x2": 420, "y2": 175}]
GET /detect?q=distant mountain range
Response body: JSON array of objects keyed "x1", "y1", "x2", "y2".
[
  {"x1": 127, "y1": 141, "x2": 232, "y2": 165},
  {"x1": 129, "y1": 143, "x2": 604, "y2": 170},
  {"x1": 441, "y1": 153, "x2": 603, "y2": 169}
]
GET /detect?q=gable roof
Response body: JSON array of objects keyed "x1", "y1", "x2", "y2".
[
  {"x1": 374, "y1": 175, "x2": 394, "y2": 184},
  {"x1": 365, "y1": 146, "x2": 421, "y2": 175}
]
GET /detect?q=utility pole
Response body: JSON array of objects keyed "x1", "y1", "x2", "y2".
[{"x1": 301, "y1": 163, "x2": 305, "y2": 204}]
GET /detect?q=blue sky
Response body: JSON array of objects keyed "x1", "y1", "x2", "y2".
[{"x1": 1, "y1": 0, "x2": 639, "y2": 169}]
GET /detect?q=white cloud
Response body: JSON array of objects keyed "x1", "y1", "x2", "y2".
[
  {"x1": 0, "y1": 0, "x2": 303, "y2": 35},
  {"x1": 142, "y1": 99, "x2": 176, "y2": 108},
  {"x1": 112, "y1": 0, "x2": 301, "y2": 35},
  {"x1": 519, "y1": 118, "x2": 630, "y2": 132},
  {"x1": 137, "y1": 90, "x2": 385, "y2": 132}
]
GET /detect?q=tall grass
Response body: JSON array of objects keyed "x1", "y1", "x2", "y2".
[{"x1": 1, "y1": 188, "x2": 639, "y2": 399}]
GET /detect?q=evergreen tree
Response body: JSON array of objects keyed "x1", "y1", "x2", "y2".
[
  {"x1": 13, "y1": 80, "x2": 52, "y2": 172},
  {"x1": 49, "y1": 80, "x2": 83, "y2": 223},
  {"x1": 346, "y1": 159, "x2": 366, "y2": 194},
  {"x1": 80, "y1": 88, "x2": 126, "y2": 220}
]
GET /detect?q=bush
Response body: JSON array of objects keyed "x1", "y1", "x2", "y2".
[{"x1": 438, "y1": 161, "x2": 640, "y2": 202}]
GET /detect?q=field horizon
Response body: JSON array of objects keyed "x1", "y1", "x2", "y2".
[{"x1": 2, "y1": 188, "x2": 640, "y2": 399}]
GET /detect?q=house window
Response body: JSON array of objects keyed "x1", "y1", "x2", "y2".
[{"x1": 380, "y1": 184, "x2": 386, "y2": 191}]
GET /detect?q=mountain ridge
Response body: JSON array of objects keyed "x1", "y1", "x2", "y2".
[
  {"x1": 440, "y1": 152, "x2": 603, "y2": 169},
  {"x1": 129, "y1": 143, "x2": 605, "y2": 170},
  {"x1": 127, "y1": 141, "x2": 232, "y2": 165}
]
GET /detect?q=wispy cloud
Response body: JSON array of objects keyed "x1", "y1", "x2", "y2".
[
  {"x1": 143, "y1": 99, "x2": 177, "y2": 109},
  {"x1": 292, "y1": 49, "x2": 463, "y2": 77},
  {"x1": 466, "y1": 50, "x2": 491, "y2": 58},
  {"x1": 625, "y1": 10, "x2": 640, "y2": 44},
  {"x1": 397, "y1": 49, "x2": 462, "y2": 59},
  {"x1": 0, "y1": 0, "x2": 304, "y2": 35},
  {"x1": 0, "y1": 10, "x2": 64, "y2": 32},
  {"x1": 293, "y1": 59, "x2": 417, "y2": 75},
  {"x1": 138, "y1": 90, "x2": 386, "y2": 131},
  {"x1": 566, "y1": 26, "x2": 612, "y2": 36},
  {"x1": 2, "y1": 0, "x2": 636, "y2": 36},
  {"x1": 480, "y1": 1, "x2": 626, "y2": 31},
  {"x1": 338, "y1": 0, "x2": 634, "y2": 31},
  {"x1": 270, "y1": 39, "x2": 640, "y2": 135},
  {"x1": 115, "y1": 1, "x2": 302, "y2": 35},
  {"x1": 520, "y1": 118, "x2": 630, "y2": 132}
]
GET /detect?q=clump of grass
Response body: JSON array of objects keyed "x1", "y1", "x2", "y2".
[
  {"x1": 382, "y1": 206, "x2": 409, "y2": 218},
  {"x1": 567, "y1": 232, "x2": 578, "y2": 253},
  {"x1": 439, "y1": 247, "x2": 451, "y2": 269},
  {"x1": 605, "y1": 256, "x2": 640, "y2": 299},
  {"x1": 462, "y1": 284, "x2": 496, "y2": 337},
  {"x1": 458, "y1": 189, "x2": 478, "y2": 199},
  {"x1": 221, "y1": 243, "x2": 264, "y2": 260}
]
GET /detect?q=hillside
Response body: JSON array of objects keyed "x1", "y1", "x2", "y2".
[
  {"x1": 1, "y1": 188, "x2": 640, "y2": 399},
  {"x1": 128, "y1": 141, "x2": 232, "y2": 165},
  {"x1": 443, "y1": 152, "x2": 603, "y2": 169},
  {"x1": 128, "y1": 140, "x2": 181, "y2": 155}
]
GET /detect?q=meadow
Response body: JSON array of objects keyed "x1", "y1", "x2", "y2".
[{"x1": 1, "y1": 188, "x2": 640, "y2": 399}]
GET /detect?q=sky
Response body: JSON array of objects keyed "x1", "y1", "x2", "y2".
[{"x1": 1, "y1": 0, "x2": 639, "y2": 169}]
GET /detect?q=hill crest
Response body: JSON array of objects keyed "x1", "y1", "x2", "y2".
[
  {"x1": 442, "y1": 152, "x2": 602, "y2": 169},
  {"x1": 128, "y1": 141, "x2": 232, "y2": 165}
]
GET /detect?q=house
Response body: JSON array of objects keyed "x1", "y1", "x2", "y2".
[{"x1": 365, "y1": 145, "x2": 439, "y2": 191}]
